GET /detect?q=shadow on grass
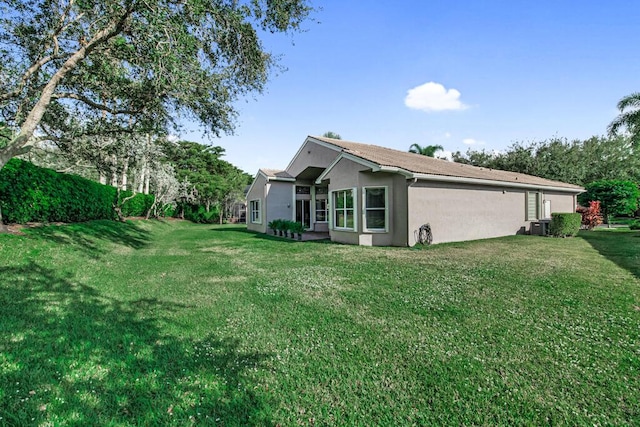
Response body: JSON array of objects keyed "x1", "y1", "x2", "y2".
[
  {"x1": 23, "y1": 220, "x2": 151, "y2": 257},
  {"x1": 579, "y1": 230, "x2": 640, "y2": 279},
  {"x1": 0, "y1": 261, "x2": 273, "y2": 425}
]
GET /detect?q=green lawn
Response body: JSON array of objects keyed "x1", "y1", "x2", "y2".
[{"x1": 1, "y1": 220, "x2": 639, "y2": 425}]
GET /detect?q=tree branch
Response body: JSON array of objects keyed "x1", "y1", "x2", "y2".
[
  {"x1": 9, "y1": 4, "x2": 137, "y2": 152},
  {"x1": 52, "y1": 92, "x2": 142, "y2": 115},
  {"x1": 0, "y1": 55, "x2": 58, "y2": 102},
  {"x1": 0, "y1": 1, "x2": 84, "y2": 102}
]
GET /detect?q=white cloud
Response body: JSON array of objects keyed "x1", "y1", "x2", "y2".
[
  {"x1": 437, "y1": 150, "x2": 454, "y2": 161},
  {"x1": 462, "y1": 138, "x2": 484, "y2": 145},
  {"x1": 444, "y1": 132, "x2": 452, "y2": 139},
  {"x1": 404, "y1": 82, "x2": 468, "y2": 112}
]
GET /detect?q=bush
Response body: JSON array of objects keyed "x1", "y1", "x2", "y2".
[
  {"x1": 549, "y1": 213, "x2": 582, "y2": 237},
  {"x1": 181, "y1": 204, "x2": 220, "y2": 224},
  {"x1": 291, "y1": 221, "x2": 305, "y2": 234},
  {"x1": 630, "y1": 220, "x2": 640, "y2": 230},
  {"x1": 576, "y1": 200, "x2": 603, "y2": 230},
  {"x1": 0, "y1": 159, "x2": 157, "y2": 224},
  {"x1": 120, "y1": 193, "x2": 155, "y2": 217},
  {"x1": 0, "y1": 159, "x2": 117, "y2": 223}
]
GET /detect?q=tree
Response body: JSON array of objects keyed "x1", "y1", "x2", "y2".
[
  {"x1": 161, "y1": 140, "x2": 248, "y2": 222},
  {"x1": 409, "y1": 143, "x2": 444, "y2": 157},
  {"x1": 322, "y1": 131, "x2": 342, "y2": 140},
  {"x1": 578, "y1": 180, "x2": 639, "y2": 226},
  {"x1": 452, "y1": 136, "x2": 640, "y2": 186},
  {"x1": 609, "y1": 92, "x2": 640, "y2": 146},
  {"x1": 0, "y1": 0, "x2": 313, "y2": 169}
]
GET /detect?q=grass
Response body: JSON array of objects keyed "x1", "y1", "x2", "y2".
[{"x1": 0, "y1": 220, "x2": 639, "y2": 425}]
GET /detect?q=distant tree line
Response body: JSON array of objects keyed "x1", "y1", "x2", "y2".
[{"x1": 451, "y1": 135, "x2": 639, "y2": 187}]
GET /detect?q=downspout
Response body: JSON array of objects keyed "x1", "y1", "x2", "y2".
[{"x1": 407, "y1": 178, "x2": 418, "y2": 246}]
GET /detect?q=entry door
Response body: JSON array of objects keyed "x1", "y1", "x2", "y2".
[{"x1": 296, "y1": 200, "x2": 311, "y2": 229}]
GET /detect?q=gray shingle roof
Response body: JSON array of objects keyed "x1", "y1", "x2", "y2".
[{"x1": 312, "y1": 136, "x2": 583, "y2": 191}]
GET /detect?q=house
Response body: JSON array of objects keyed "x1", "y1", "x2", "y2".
[{"x1": 246, "y1": 136, "x2": 584, "y2": 246}]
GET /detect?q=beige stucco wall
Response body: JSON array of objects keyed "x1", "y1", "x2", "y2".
[
  {"x1": 544, "y1": 191, "x2": 576, "y2": 215},
  {"x1": 286, "y1": 139, "x2": 341, "y2": 178},
  {"x1": 407, "y1": 181, "x2": 579, "y2": 245},
  {"x1": 246, "y1": 176, "x2": 294, "y2": 234},
  {"x1": 266, "y1": 181, "x2": 294, "y2": 226},
  {"x1": 246, "y1": 174, "x2": 267, "y2": 234},
  {"x1": 323, "y1": 157, "x2": 409, "y2": 246},
  {"x1": 407, "y1": 182, "x2": 527, "y2": 245}
]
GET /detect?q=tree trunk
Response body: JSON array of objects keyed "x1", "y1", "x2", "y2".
[
  {"x1": 0, "y1": 152, "x2": 11, "y2": 170},
  {"x1": 110, "y1": 156, "x2": 118, "y2": 187},
  {"x1": 137, "y1": 162, "x2": 145, "y2": 194},
  {"x1": 121, "y1": 156, "x2": 129, "y2": 191},
  {"x1": 145, "y1": 198, "x2": 158, "y2": 220},
  {"x1": 113, "y1": 187, "x2": 137, "y2": 222},
  {"x1": 0, "y1": 12, "x2": 133, "y2": 170},
  {"x1": 0, "y1": 204, "x2": 6, "y2": 233},
  {"x1": 144, "y1": 172, "x2": 150, "y2": 195}
]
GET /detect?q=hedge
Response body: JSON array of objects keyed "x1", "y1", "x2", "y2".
[
  {"x1": 119, "y1": 192, "x2": 156, "y2": 218},
  {"x1": 549, "y1": 212, "x2": 581, "y2": 237},
  {"x1": 0, "y1": 158, "x2": 154, "y2": 224}
]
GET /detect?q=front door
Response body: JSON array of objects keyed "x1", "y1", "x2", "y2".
[{"x1": 296, "y1": 200, "x2": 311, "y2": 229}]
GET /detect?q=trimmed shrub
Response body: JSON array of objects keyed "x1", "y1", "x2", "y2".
[
  {"x1": 0, "y1": 159, "x2": 116, "y2": 223},
  {"x1": 549, "y1": 213, "x2": 581, "y2": 237},
  {"x1": 630, "y1": 220, "x2": 640, "y2": 230},
  {"x1": 0, "y1": 159, "x2": 155, "y2": 224}
]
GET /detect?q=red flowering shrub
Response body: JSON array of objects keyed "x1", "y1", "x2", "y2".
[{"x1": 576, "y1": 200, "x2": 603, "y2": 230}]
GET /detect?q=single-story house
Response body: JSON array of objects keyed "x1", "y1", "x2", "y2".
[{"x1": 246, "y1": 136, "x2": 584, "y2": 246}]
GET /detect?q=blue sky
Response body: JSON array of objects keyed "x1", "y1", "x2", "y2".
[{"x1": 182, "y1": 0, "x2": 640, "y2": 174}]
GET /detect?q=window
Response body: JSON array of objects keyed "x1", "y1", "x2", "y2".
[
  {"x1": 249, "y1": 199, "x2": 261, "y2": 224},
  {"x1": 296, "y1": 186, "x2": 311, "y2": 195},
  {"x1": 526, "y1": 192, "x2": 540, "y2": 221},
  {"x1": 364, "y1": 187, "x2": 387, "y2": 231},
  {"x1": 315, "y1": 198, "x2": 328, "y2": 222},
  {"x1": 332, "y1": 188, "x2": 356, "y2": 230}
]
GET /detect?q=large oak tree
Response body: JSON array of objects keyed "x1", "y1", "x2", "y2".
[{"x1": 0, "y1": 0, "x2": 313, "y2": 167}]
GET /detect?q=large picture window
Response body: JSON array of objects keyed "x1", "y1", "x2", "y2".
[
  {"x1": 332, "y1": 189, "x2": 355, "y2": 230},
  {"x1": 249, "y1": 199, "x2": 261, "y2": 224},
  {"x1": 364, "y1": 187, "x2": 387, "y2": 231}
]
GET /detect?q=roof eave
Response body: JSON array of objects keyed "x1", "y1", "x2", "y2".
[
  {"x1": 410, "y1": 172, "x2": 584, "y2": 193},
  {"x1": 313, "y1": 152, "x2": 583, "y2": 193}
]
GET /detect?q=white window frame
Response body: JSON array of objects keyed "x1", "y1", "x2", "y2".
[
  {"x1": 315, "y1": 197, "x2": 328, "y2": 223},
  {"x1": 331, "y1": 187, "x2": 357, "y2": 231},
  {"x1": 362, "y1": 186, "x2": 388, "y2": 232},
  {"x1": 249, "y1": 199, "x2": 262, "y2": 224}
]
